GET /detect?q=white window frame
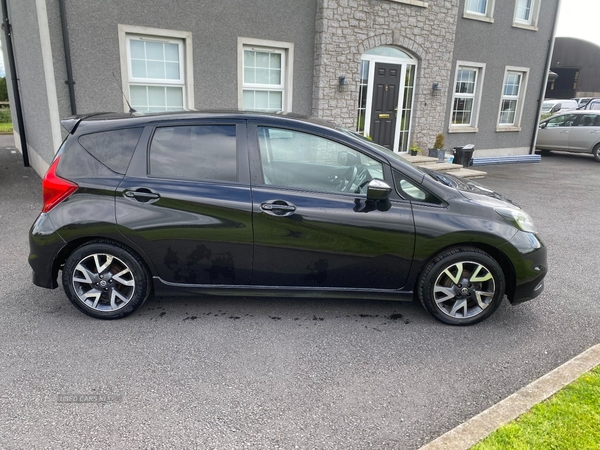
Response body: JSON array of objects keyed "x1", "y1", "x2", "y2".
[
  {"x1": 118, "y1": 24, "x2": 194, "y2": 112},
  {"x1": 238, "y1": 37, "x2": 294, "y2": 113},
  {"x1": 512, "y1": 0, "x2": 541, "y2": 31},
  {"x1": 496, "y1": 66, "x2": 529, "y2": 132},
  {"x1": 448, "y1": 61, "x2": 486, "y2": 133},
  {"x1": 463, "y1": 0, "x2": 495, "y2": 23}
]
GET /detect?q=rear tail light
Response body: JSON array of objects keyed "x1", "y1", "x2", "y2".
[{"x1": 42, "y1": 157, "x2": 78, "y2": 213}]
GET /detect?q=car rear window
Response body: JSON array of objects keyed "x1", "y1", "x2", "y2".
[
  {"x1": 78, "y1": 128, "x2": 143, "y2": 174},
  {"x1": 149, "y1": 125, "x2": 237, "y2": 182}
]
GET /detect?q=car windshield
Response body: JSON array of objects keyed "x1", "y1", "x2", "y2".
[{"x1": 541, "y1": 101, "x2": 555, "y2": 112}]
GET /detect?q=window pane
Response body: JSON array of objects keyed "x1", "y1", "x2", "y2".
[
  {"x1": 130, "y1": 85, "x2": 148, "y2": 108},
  {"x1": 166, "y1": 87, "x2": 184, "y2": 109},
  {"x1": 146, "y1": 42, "x2": 164, "y2": 60},
  {"x1": 270, "y1": 53, "x2": 281, "y2": 69},
  {"x1": 452, "y1": 98, "x2": 473, "y2": 125},
  {"x1": 244, "y1": 50, "x2": 255, "y2": 67},
  {"x1": 130, "y1": 40, "x2": 145, "y2": 59},
  {"x1": 254, "y1": 91, "x2": 269, "y2": 109},
  {"x1": 269, "y1": 69, "x2": 281, "y2": 85},
  {"x1": 165, "y1": 43, "x2": 179, "y2": 62},
  {"x1": 244, "y1": 67, "x2": 255, "y2": 84},
  {"x1": 503, "y1": 73, "x2": 521, "y2": 96},
  {"x1": 150, "y1": 125, "x2": 237, "y2": 182},
  {"x1": 79, "y1": 128, "x2": 143, "y2": 174},
  {"x1": 147, "y1": 61, "x2": 165, "y2": 79},
  {"x1": 456, "y1": 69, "x2": 476, "y2": 94},
  {"x1": 131, "y1": 60, "x2": 147, "y2": 78},
  {"x1": 165, "y1": 62, "x2": 180, "y2": 80},
  {"x1": 466, "y1": 0, "x2": 487, "y2": 14},
  {"x1": 516, "y1": 0, "x2": 532, "y2": 21},
  {"x1": 499, "y1": 100, "x2": 517, "y2": 124},
  {"x1": 268, "y1": 91, "x2": 282, "y2": 110},
  {"x1": 148, "y1": 86, "x2": 166, "y2": 108},
  {"x1": 255, "y1": 69, "x2": 270, "y2": 85},
  {"x1": 255, "y1": 52, "x2": 270, "y2": 68},
  {"x1": 242, "y1": 90, "x2": 255, "y2": 110}
]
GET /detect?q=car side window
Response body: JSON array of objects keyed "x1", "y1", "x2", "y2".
[
  {"x1": 257, "y1": 127, "x2": 383, "y2": 195},
  {"x1": 546, "y1": 114, "x2": 577, "y2": 128},
  {"x1": 575, "y1": 114, "x2": 599, "y2": 127},
  {"x1": 393, "y1": 170, "x2": 443, "y2": 205},
  {"x1": 149, "y1": 125, "x2": 237, "y2": 182}
]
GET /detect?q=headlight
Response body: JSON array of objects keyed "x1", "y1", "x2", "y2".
[{"x1": 495, "y1": 207, "x2": 538, "y2": 233}]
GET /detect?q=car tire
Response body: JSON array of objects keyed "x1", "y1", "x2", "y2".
[
  {"x1": 62, "y1": 240, "x2": 151, "y2": 319},
  {"x1": 540, "y1": 149, "x2": 552, "y2": 156},
  {"x1": 417, "y1": 247, "x2": 506, "y2": 326},
  {"x1": 593, "y1": 144, "x2": 600, "y2": 162}
]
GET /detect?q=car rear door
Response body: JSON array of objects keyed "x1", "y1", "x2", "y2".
[
  {"x1": 247, "y1": 123, "x2": 415, "y2": 290},
  {"x1": 116, "y1": 119, "x2": 253, "y2": 286},
  {"x1": 567, "y1": 113, "x2": 600, "y2": 152}
]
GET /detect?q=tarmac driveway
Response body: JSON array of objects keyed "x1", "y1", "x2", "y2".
[{"x1": 0, "y1": 139, "x2": 598, "y2": 449}]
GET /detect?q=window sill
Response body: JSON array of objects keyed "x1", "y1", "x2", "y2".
[
  {"x1": 496, "y1": 126, "x2": 522, "y2": 132},
  {"x1": 463, "y1": 13, "x2": 494, "y2": 23},
  {"x1": 448, "y1": 126, "x2": 478, "y2": 133},
  {"x1": 512, "y1": 22, "x2": 538, "y2": 31},
  {"x1": 388, "y1": 0, "x2": 428, "y2": 7}
]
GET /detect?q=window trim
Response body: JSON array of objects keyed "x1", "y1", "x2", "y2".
[
  {"x1": 118, "y1": 24, "x2": 194, "y2": 112},
  {"x1": 238, "y1": 37, "x2": 294, "y2": 113},
  {"x1": 448, "y1": 61, "x2": 486, "y2": 134},
  {"x1": 512, "y1": 0, "x2": 540, "y2": 30},
  {"x1": 496, "y1": 66, "x2": 530, "y2": 132},
  {"x1": 463, "y1": 0, "x2": 495, "y2": 23}
]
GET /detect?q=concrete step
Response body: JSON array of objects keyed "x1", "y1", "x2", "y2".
[{"x1": 398, "y1": 154, "x2": 487, "y2": 179}]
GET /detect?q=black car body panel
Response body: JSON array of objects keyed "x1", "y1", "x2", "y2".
[{"x1": 29, "y1": 111, "x2": 547, "y2": 323}]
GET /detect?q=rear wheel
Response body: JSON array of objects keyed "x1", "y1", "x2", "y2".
[
  {"x1": 418, "y1": 247, "x2": 505, "y2": 326},
  {"x1": 62, "y1": 241, "x2": 151, "y2": 319},
  {"x1": 593, "y1": 144, "x2": 600, "y2": 162}
]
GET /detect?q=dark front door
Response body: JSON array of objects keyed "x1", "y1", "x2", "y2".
[{"x1": 370, "y1": 62, "x2": 401, "y2": 149}]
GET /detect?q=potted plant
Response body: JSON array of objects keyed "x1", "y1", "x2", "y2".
[
  {"x1": 429, "y1": 133, "x2": 446, "y2": 162},
  {"x1": 409, "y1": 143, "x2": 422, "y2": 156}
]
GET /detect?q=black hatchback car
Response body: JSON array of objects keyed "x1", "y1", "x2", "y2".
[{"x1": 29, "y1": 111, "x2": 547, "y2": 325}]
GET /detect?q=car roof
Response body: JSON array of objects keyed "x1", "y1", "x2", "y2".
[{"x1": 61, "y1": 110, "x2": 338, "y2": 134}]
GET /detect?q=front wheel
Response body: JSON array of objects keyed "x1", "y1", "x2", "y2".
[
  {"x1": 593, "y1": 144, "x2": 600, "y2": 162},
  {"x1": 62, "y1": 241, "x2": 151, "y2": 319},
  {"x1": 418, "y1": 247, "x2": 506, "y2": 326}
]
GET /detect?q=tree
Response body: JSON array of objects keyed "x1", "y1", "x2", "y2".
[{"x1": 0, "y1": 77, "x2": 8, "y2": 102}]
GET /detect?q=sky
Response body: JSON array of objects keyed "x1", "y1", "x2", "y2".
[
  {"x1": 0, "y1": 0, "x2": 597, "y2": 79},
  {"x1": 555, "y1": 0, "x2": 600, "y2": 45}
]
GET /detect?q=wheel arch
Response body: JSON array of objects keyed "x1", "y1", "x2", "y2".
[{"x1": 54, "y1": 237, "x2": 156, "y2": 287}]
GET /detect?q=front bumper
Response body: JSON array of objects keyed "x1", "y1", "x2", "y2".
[{"x1": 507, "y1": 231, "x2": 548, "y2": 304}]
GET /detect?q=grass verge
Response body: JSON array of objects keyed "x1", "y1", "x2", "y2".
[
  {"x1": 0, "y1": 123, "x2": 13, "y2": 133},
  {"x1": 472, "y1": 366, "x2": 600, "y2": 449}
]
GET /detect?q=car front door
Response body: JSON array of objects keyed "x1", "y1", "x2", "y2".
[
  {"x1": 537, "y1": 113, "x2": 577, "y2": 150},
  {"x1": 247, "y1": 124, "x2": 415, "y2": 290},
  {"x1": 116, "y1": 120, "x2": 253, "y2": 285}
]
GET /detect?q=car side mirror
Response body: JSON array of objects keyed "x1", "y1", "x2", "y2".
[
  {"x1": 366, "y1": 179, "x2": 392, "y2": 201},
  {"x1": 540, "y1": 122, "x2": 547, "y2": 129}
]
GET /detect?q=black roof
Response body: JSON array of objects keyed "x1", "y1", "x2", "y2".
[{"x1": 61, "y1": 110, "x2": 338, "y2": 134}]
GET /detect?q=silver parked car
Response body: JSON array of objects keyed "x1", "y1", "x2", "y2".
[
  {"x1": 540, "y1": 99, "x2": 578, "y2": 115},
  {"x1": 537, "y1": 110, "x2": 600, "y2": 161}
]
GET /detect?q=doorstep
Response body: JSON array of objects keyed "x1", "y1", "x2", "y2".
[{"x1": 399, "y1": 154, "x2": 487, "y2": 179}]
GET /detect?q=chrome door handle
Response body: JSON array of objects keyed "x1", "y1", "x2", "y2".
[{"x1": 260, "y1": 200, "x2": 297, "y2": 216}]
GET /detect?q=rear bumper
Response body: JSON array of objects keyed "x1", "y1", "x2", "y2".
[{"x1": 29, "y1": 213, "x2": 67, "y2": 289}]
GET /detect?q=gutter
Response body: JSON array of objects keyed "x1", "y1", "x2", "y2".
[
  {"x1": 58, "y1": 0, "x2": 76, "y2": 115},
  {"x1": 1, "y1": 0, "x2": 29, "y2": 166},
  {"x1": 531, "y1": 0, "x2": 561, "y2": 154}
]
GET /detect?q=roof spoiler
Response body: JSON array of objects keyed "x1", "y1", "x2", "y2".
[{"x1": 60, "y1": 112, "x2": 115, "y2": 134}]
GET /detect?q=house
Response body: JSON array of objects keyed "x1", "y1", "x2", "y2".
[{"x1": 1, "y1": 0, "x2": 559, "y2": 177}]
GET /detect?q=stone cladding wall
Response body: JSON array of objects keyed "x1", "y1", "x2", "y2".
[{"x1": 313, "y1": 0, "x2": 459, "y2": 151}]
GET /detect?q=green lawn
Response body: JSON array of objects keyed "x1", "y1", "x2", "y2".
[
  {"x1": 0, "y1": 107, "x2": 12, "y2": 133},
  {"x1": 472, "y1": 366, "x2": 600, "y2": 450}
]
